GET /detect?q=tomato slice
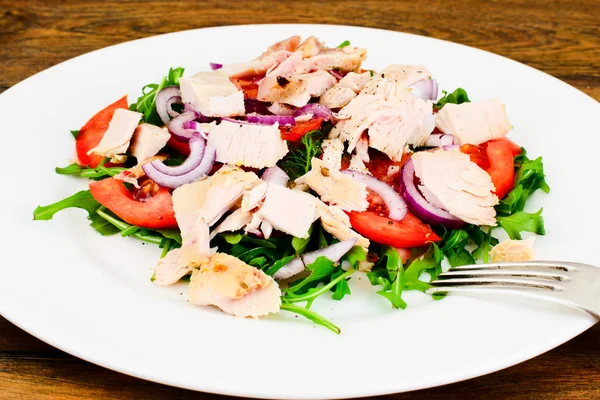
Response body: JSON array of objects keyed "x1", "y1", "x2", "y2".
[
  {"x1": 76, "y1": 96, "x2": 129, "y2": 167},
  {"x1": 484, "y1": 139, "x2": 516, "y2": 199},
  {"x1": 89, "y1": 177, "x2": 178, "y2": 229},
  {"x1": 460, "y1": 138, "x2": 521, "y2": 199},
  {"x1": 488, "y1": 138, "x2": 522, "y2": 157},
  {"x1": 280, "y1": 118, "x2": 323, "y2": 142},
  {"x1": 348, "y1": 211, "x2": 441, "y2": 248},
  {"x1": 460, "y1": 143, "x2": 490, "y2": 170}
]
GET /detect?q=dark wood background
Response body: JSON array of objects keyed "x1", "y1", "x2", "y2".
[{"x1": 1, "y1": 0, "x2": 599, "y2": 398}]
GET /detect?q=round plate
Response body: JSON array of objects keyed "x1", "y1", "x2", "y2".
[{"x1": 0, "y1": 24, "x2": 597, "y2": 399}]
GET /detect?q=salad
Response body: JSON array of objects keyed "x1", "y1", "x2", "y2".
[{"x1": 34, "y1": 35, "x2": 549, "y2": 333}]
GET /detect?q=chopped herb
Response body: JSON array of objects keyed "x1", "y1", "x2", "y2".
[
  {"x1": 434, "y1": 88, "x2": 470, "y2": 109},
  {"x1": 70, "y1": 130, "x2": 80, "y2": 139},
  {"x1": 337, "y1": 40, "x2": 351, "y2": 48}
]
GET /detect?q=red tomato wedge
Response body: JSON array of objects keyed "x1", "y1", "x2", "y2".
[
  {"x1": 89, "y1": 178, "x2": 178, "y2": 229},
  {"x1": 76, "y1": 96, "x2": 129, "y2": 167},
  {"x1": 484, "y1": 139, "x2": 517, "y2": 199},
  {"x1": 280, "y1": 118, "x2": 323, "y2": 142},
  {"x1": 348, "y1": 211, "x2": 441, "y2": 248},
  {"x1": 461, "y1": 138, "x2": 521, "y2": 199}
]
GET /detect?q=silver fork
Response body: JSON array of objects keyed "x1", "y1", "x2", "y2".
[{"x1": 426, "y1": 261, "x2": 600, "y2": 319}]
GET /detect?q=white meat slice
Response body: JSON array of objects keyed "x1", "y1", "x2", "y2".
[
  {"x1": 348, "y1": 155, "x2": 369, "y2": 174},
  {"x1": 321, "y1": 138, "x2": 344, "y2": 170},
  {"x1": 172, "y1": 165, "x2": 260, "y2": 228},
  {"x1": 297, "y1": 35, "x2": 323, "y2": 58},
  {"x1": 254, "y1": 184, "x2": 319, "y2": 239},
  {"x1": 114, "y1": 154, "x2": 166, "y2": 188},
  {"x1": 207, "y1": 120, "x2": 289, "y2": 169},
  {"x1": 355, "y1": 135, "x2": 370, "y2": 163},
  {"x1": 257, "y1": 70, "x2": 336, "y2": 107},
  {"x1": 412, "y1": 149, "x2": 499, "y2": 226},
  {"x1": 319, "y1": 71, "x2": 370, "y2": 109},
  {"x1": 241, "y1": 181, "x2": 268, "y2": 213},
  {"x1": 317, "y1": 203, "x2": 369, "y2": 251},
  {"x1": 219, "y1": 36, "x2": 300, "y2": 79},
  {"x1": 296, "y1": 158, "x2": 368, "y2": 212},
  {"x1": 188, "y1": 253, "x2": 281, "y2": 318},
  {"x1": 319, "y1": 86, "x2": 357, "y2": 109},
  {"x1": 302, "y1": 46, "x2": 367, "y2": 73},
  {"x1": 209, "y1": 209, "x2": 253, "y2": 240},
  {"x1": 489, "y1": 237, "x2": 536, "y2": 262},
  {"x1": 180, "y1": 71, "x2": 245, "y2": 117},
  {"x1": 334, "y1": 92, "x2": 434, "y2": 159},
  {"x1": 338, "y1": 71, "x2": 371, "y2": 92},
  {"x1": 153, "y1": 222, "x2": 210, "y2": 286},
  {"x1": 87, "y1": 109, "x2": 141, "y2": 158},
  {"x1": 129, "y1": 123, "x2": 170, "y2": 163},
  {"x1": 367, "y1": 93, "x2": 435, "y2": 161},
  {"x1": 435, "y1": 99, "x2": 511, "y2": 145}
]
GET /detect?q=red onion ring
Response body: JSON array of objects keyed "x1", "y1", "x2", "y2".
[
  {"x1": 142, "y1": 145, "x2": 217, "y2": 189},
  {"x1": 273, "y1": 238, "x2": 357, "y2": 280},
  {"x1": 399, "y1": 159, "x2": 464, "y2": 229},
  {"x1": 261, "y1": 166, "x2": 289, "y2": 186},
  {"x1": 294, "y1": 103, "x2": 334, "y2": 122},
  {"x1": 168, "y1": 111, "x2": 199, "y2": 142},
  {"x1": 246, "y1": 113, "x2": 295, "y2": 126},
  {"x1": 328, "y1": 69, "x2": 347, "y2": 80},
  {"x1": 342, "y1": 170, "x2": 407, "y2": 221},
  {"x1": 156, "y1": 86, "x2": 182, "y2": 125},
  {"x1": 409, "y1": 79, "x2": 439, "y2": 101},
  {"x1": 209, "y1": 63, "x2": 223, "y2": 70},
  {"x1": 151, "y1": 134, "x2": 206, "y2": 176}
]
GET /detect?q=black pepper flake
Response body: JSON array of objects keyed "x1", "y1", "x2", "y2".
[
  {"x1": 277, "y1": 76, "x2": 290, "y2": 87},
  {"x1": 388, "y1": 220, "x2": 394, "y2": 225}
]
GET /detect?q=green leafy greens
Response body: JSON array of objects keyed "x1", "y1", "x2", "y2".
[
  {"x1": 130, "y1": 67, "x2": 185, "y2": 125},
  {"x1": 337, "y1": 40, "x2": 351, "y2": 48},
  {"x1": 434, "y1": 88, "x2": 470, "y2": 109},
  {"x1": 278, "y1": 122, "x2": 332, "y2": 180}
]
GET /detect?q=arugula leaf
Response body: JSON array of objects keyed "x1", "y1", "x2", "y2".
[
  {"x1": 154, "y1": 229, "x2": 183, "y2": 245},
  {"x1": 130, "y1": 67, "x2": 185, "y2": 125},
  {"x1": 288, "y1": 256, "x2": 337, "y2": 294},
  {"x1": 89, "y1": 211, "x2": 121, "y2": 236},
  {"x1": 366, "y1": 247, "x2": 407, "y2": 309},
  {"x1": 291, "y1": 225, "x2": 313, "y2": 254},
  {"x1": 330, "y1": 268, "x2": 352, "y2": 301},
  {"x1": 249, "y1": 257, "x2": 267, "y2": 269},
  {"x1": 278, "y1": 125, "x2": 330, "y2": 180},
  {"x1": 265, "y1": 255, "x2": 296, "y2": 276},
  {"x1": 70, "y1": 130, "x2": 80, "y2": 139},
  {"x1": 238, "y1": 247, "x2": 278, "y2": 263},
  {"x1": 222, "y1": 232, "x2": 243, "y2": 244},
  {"x1": 496, "y1": 151, "x2": 549, "y2": 216},
  {"x1": 342, "y1": 246, "x2": 367, "y2": 269},
  {"x1": 33, "y1": 190, "x2": 101, "y2": 221},
  {"x1": 404, "y1": 243, "x2": 443, "y2": 292},
  {"x1": 470, "y1": 226, "x2": 498, "y2": 261},
  {"x1": 434, "y1": 88, "x2": 470, "y2": 110},
  {"x1": 337, "y1": 40, "x2": 351, "y2": 48},
  {"x1": 55, "y1": 163, "x2": 126, "y2": 179},
  {"x1": 280, "y1": 303, "x2": 340, "y2": 334},
  {"x1": 284, "y1": 268, "x2": 355, "y2": 305},
  {"x1": 446, "y1": 248, "x2": 475, "y2": 267},
  {"x1": 497, "y1": 208, "x2": 545, "y2": 240}
]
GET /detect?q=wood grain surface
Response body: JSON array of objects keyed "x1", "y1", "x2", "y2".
[{"x1": 1, "y1": 0, "x2": 599, "y2": 399}]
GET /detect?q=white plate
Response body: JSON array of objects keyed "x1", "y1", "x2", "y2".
[{"x1": 0, "y1": 24, "x2": 598, "y2": 399}]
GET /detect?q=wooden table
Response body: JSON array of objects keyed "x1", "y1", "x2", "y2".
[{"x1": 1, "y1": 0, "x2": 599, "y2": 398}]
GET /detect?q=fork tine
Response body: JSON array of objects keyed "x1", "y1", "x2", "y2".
[
  {"x1": 430, "y1": 277, "x2": 562, "y2": 291},
  {"x1": 438, "y1": 269, "x2": 569, "y2": 281},
  {"x1": 450, "y1": 261, "x2": 572, "y2": 272},
  {"x1": 426, "y1": 285, "x2": 556, "y2": 297}
]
